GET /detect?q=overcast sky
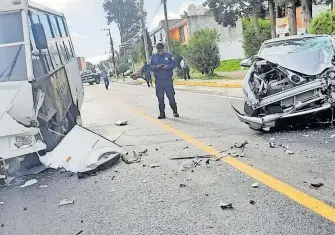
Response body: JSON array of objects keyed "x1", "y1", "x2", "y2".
[{"x1": 34, "y1": 0, "x2": 203, "y2": 63}]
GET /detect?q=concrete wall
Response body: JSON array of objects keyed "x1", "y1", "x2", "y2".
[{"x1": 188, "y1": 13, "x2": 245, "y2": 60}]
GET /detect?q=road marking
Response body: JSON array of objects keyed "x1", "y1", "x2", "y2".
[{"x1": 113, "y1": 98, "x2": 335, "y2": 223}]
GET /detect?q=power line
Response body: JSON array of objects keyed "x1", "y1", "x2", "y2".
[{"x1": 146, "y1": 1, "x2": 162, "y2": 27}]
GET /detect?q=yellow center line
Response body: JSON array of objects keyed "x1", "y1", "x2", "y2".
[{"x1": 112, "y1": 98, "x2": 335, "y2": 223}]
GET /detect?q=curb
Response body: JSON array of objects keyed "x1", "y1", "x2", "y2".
[
  {"x1": 116, "y1": 80, "x2": 242, "y2": 89},
  {"x1": 173, "y1": 81, "x2": 242, "y2": 88}
]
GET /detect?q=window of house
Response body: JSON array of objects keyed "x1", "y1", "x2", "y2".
[
  {"x1": 57, "y1": 41, "x2": 68, "y2": 63},
  {"x1": 48, "y1": 41, "x2": 62, "y2": 68},
  {"x1": 49, "y1": 15, "x2": 61, "y2": 38},
  {"x1": 58, "y1": 17, "x2": 68, "y2": 37},
  {"x1": 63, "y1": 40, "x2": 74, "y2": 59}
]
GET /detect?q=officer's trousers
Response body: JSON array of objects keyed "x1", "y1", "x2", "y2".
[{"x1": 155, "y1": 78, "x2": 177, "y2": 111}]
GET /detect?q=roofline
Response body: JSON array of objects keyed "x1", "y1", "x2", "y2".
[
  {"x1": 28, "y1": 1, "x2": 64, "y2": 17},
  {"x1": 169, "y1": 19, "x2": 187, "y2": 31}
]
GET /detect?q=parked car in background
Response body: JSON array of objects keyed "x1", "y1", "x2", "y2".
[
  {"x1": 80, "y1": 70, "x2": 101, "y2": 85},
  {"x1": 231, "y1": 35, "x2": 335, "y2": 131}
]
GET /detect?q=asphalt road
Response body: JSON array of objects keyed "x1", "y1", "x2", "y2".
[{"x1": 1, "y1": 83, "x2": 335, "y2": 235}]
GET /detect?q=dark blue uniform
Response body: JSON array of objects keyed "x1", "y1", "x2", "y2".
[
  {"x1": 149, "y1": 52, "x2": 177, "y2": 114},
  {"x1": 141, "y1": 63, "x2": 152, "y2": 87}
]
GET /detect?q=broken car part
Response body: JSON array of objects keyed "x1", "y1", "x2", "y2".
[{"x1": 231, "y1": 35, "x2": 335, "y2": 130}]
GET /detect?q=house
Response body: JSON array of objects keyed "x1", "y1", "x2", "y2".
[{"x1": 149, "y1": 5, "x2": 245, "y2": 60}]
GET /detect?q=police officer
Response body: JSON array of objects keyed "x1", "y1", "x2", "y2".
[
  {"x1": 141, "y1": 61, "x2": 153, "y2": 87},
  {"x1": 149, "y1": 43, "x2": 179, "y2": 119}
]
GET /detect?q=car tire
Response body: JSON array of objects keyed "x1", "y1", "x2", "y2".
[
  {"x1": 95, "y1": 77, "x2": 101, "y2": 84},
  {"x1": 89, "y1": 81, "x2": 94, "y2": 85}
]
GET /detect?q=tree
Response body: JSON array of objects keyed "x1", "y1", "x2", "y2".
[
  {"x1": 276, "y1": 0, "x2": 298, "y2": 35},
  {"x1": 268, "y1": 0, "x2": 276, "y2": 38},
  {"x1": 204, "y1": 0, "x2": 265, "y2": 33},
  {"x1": 242, "y1": 18, "x2": 271, "y2": 57},
  {"x1": 180, "y1": 11, "x2": 188, "y2": 19},
  {"x1": 301, "y1": 0, "x2": 313, "y2": 31},
  {"x1": 140, "y1": 29, "x2": 153, "y2": 61},
  {"x1": 309, "y1": 11, "x2": 335, "y2": 34},
  {"x1": 184, "y1": 29, "x2": 220, "y2": 75},
  {"x1": 103, "y1": 0, "x2": 143, "y2": 43}
]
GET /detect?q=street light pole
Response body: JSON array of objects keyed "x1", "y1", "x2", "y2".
[
  {"x1": 140, "y1": 0, "x2": 150, "y2": 62},
  {"x1": 162, "y1": 0, "x2": 170, "y2": 52},
  {"x1": 102, "y1": 28, "x2": 118, "y2": 76}
]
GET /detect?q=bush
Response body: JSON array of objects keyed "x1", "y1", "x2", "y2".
[
  {"x1": 118, "y1": 63, "x2": 130, "y2": 74},
  {"x1": 215, "y1": 59, "x2": 243, "y2": 72},
  {"x1": 309, "y1": 11, "x2": 335, "y2": 35},
  {"x1": 184, "y1": 28, "x2": 220, "y2": 75},
  {"x1": 242, "y1": 18, "x2": 271, "y2": 57}
]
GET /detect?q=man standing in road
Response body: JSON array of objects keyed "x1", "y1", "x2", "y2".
[
  {"x1": 149, "y1": 43, "x2": 179, "y2": 119},
  {"x1": 180, "y1": 57, "x2": 190, "y2": 80},
  {"x1": 141, "y1": 61, "x2": 153, "y2": 87}
]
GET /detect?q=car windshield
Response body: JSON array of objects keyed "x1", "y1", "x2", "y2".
[
  {"x1": 259, "y1": 36, "x2": 334, "y2": 57},
  {"x1": 0, "y1": 11, "x2": 27, "y2": 82}
]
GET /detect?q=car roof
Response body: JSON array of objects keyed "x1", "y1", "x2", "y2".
[{"x1": 264, "y1": 34, "x2": 331, "y2": 44}]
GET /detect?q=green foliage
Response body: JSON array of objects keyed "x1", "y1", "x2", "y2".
[
  {"x1": 309, "y1": 11, "x2": 335, "y2": 35},
  {"x1": 170, "y1": 40, "x2": 185, "y2": 57},
  {"x1": 215, "y1": 59, "x2": 244, "y2": 72},
  {"x1": 131, "y1": 50, "x2": 139, "y2": 64},
  {"x1": 103, "y1": 0, "x2": 143, "y2": 43},
  {"x1": 118, "y1": 63, "x2": 130, "y2": 74},
  {"x1": 184, "y1": 29, "x2": 220, "y2": 75},
  {"x1": 242, "y1": 18, "x2": 271, "y2": 57}
]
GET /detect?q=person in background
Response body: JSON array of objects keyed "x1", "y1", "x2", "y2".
[
  {"x1": 149, "y1": 43, "x2": 179, "y2": 119},
  {"x1": 103, "y1": 70, "x2": 109, "y2": 90},
  {"x1": 141, "y1": 61, "x2": 153, "y2": 87},
  {"x1": 180, "y1": 57, "x2": 190, "y2": 80}
]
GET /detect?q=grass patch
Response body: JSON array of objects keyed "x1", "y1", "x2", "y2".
[{"x1": 215, "y1": 59, "x2": 246, "y2": 72}]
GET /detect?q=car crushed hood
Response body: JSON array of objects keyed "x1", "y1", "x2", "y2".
[{"x1": 258, "y1": 47, "x2": 334, "y2": 76}]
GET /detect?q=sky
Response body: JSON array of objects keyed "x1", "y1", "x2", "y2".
[{"x1": 33, "y1": 0, "x2": 204, "y2": 64}]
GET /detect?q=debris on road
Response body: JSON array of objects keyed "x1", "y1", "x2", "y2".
[
  {"x1": 311, "y1": 181, "x2": 324, "y2": 188},
  {"x1": 59, "y1": 199, "x2": 75, "y2": 206},
  {"x1": 268, "y1": 142, "x2": 276, "y2": 148},
  {"x1": 220, "y1": 202, "x2": 233, "y2": 210},
  {"x1": 115, "y1": 120, "x2": 128, "y2": 126},
  {"x1": 23, "y1": 207, "x2": 27, "y2": 211},
  {"x1": 180, "y1": 184, "x2": 187, "y2": 188},
  {"x1": 250, "y1": 200, "x2": 256, "y2": 205},
  {"x1": 285, "y1": 150, "x2": 295, "y2": 155},
  {"x1": 180, "y1": 158, "x2": 203, "y2": 171},
  {"x1": 171, "y1": 155, "x2": 212, "y2": 160},
  {"x1": 138, "y1": 149, "x2": 148, "y2": 157},
  {"x1": 20, "y1": 179, "x2": 38, "y2": 188},
  {"x1": 252, "y1": 183, "x2": 259, "y2": 188},
  {"x1": 0, "y1": 202, "x2": 4, "y2": 205},
  {"x1": 149, "y1": 163, "x2": 160, "y2": 168},
  {"x1": 206, "y1": 159, "x2": 210, "y2": 165},
  {"x1": 142, "y1": 180, "x2": 147, "y2": 183},
  {"x1": 76, "y1": 231, "x2": 83, "y2": 235},
  {"x1": 234, "y1": 141, "x2": 248, "y2": 150},
  {"x1": 183, "y1": 146, "x2": 189, "y2": 149},
  {"x1": 331, "y1": 134, "x2": 335, "y2": 139},
  {"x1": 121, "y1": 151, "x2": 141, "y2": 164}
]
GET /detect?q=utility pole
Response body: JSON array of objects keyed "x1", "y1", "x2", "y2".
[
  {"x1": 102, "y1": 28, "x2": 118, "y2": 76},
  {"x1": 162, "y1": 0, "x2": 170, "y2": 52},
  {"x1": 140, "y1": 0, "x2": 150, "y2": 62}
]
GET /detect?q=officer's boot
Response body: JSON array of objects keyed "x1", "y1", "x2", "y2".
[
  {"x1": 170, "y1": 103, "x2": 179, "y2": 118},
  {"x1": 158, "y1": 104, "x2": 166, "y2": 119}
]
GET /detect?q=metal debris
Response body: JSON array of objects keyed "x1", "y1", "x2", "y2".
[
  {"x1": 23, "y1": 207, "x2": 27, "y2": 211},
  {"x1": 138, "y1": 149, "x2": 148, "y2": 157},
  {"x1": 121, "y1": 151, "x2": 141, "y2": 164},
  {"x1": 20, "y1": 179, "x2": 38, "y2": 188},
  {"x1": 311, "y1": 181, "x2": 324, "y2": 188},
  {"x1": 252, "y1": 183, "x2": 259, "y2": 188},
  {"x1": 59, "y1": 199, "x2": 74, "y2": 206},
  {"x1": 250, "y1": 200, "x2": 256, "y2": 205},
  {"x1": 220, "y1": 202, "x2": 233, "y2": 210},
  {"x1": 149, "y1": 164, "x2": 160, "y2": 168},
  {"x1": 170, "y1": 155, "x2": 212, "y2": 160},
  {"x1": 285, "y1": 150, "x2": 295, "y2": 155},
  {"x1": 268, "y1": 142, "x2": 276, "y2": 148},
  {"x1": 115, "y1": 120, "x2": 128, "y2": 126},
  {"x1": 180, "y1": 158, "x2": 203, "y2": 171},
  {"x1": 180, "y1": 184, "x2": 187, "y2": 188},
  {"x1": 205, "y1": 159, "x2": 210, "y2": 164},
  {"x1": 76, "y1": 231, "x2": 83, "y2": 235},
  {"x1": 234, "y1": 141, "x2": 248, "y2": 149}
]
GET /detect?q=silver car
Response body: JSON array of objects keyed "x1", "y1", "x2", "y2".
[{"x1": 230, "y1": 35, "x2": 335, "y2": 130}]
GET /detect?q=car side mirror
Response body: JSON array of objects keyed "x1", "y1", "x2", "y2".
[
  {"x1": 32, "y1": 23, "x2": 48, "y2": 51},
  {"x1": 240, "y1": 57, "x2": 254, "y2": 67}
]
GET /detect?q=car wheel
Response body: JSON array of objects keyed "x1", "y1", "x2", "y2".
[
  {"x1": 95, "y1": 77, "x2": 101, "y2": 84},
  {"x1": 89, "y1": 81, "x2": 94, "y2": 85}
]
